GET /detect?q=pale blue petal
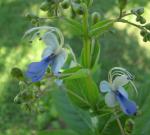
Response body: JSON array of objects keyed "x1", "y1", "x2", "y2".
[
  {"x1": 117, "y1": 86, "x2": 128, "y2": 98},
  {"x1": 51, "y1": 49, "x2": 67, "y2": 74},
  {"x1": 100, "y1": 81, "x2": 111, "y2": 93},
  {"x1": 42, "y1": 32, "x2": 59, "y2": 50},
  {"x1": 116, "y1": 91, "x2": 137, "y2": 115},
  {"x1": 112, "y1": 75, "x2": 129, "y2": 90},
  {"x1": 105, "y1": 92, "x2": 117, "y2": 107},
  {"x1": 26, "y1": 56, "x2": 51, "y2": 82},
  {"x1": 42, "y1": 46, "x2": 53, "y2": 59}
]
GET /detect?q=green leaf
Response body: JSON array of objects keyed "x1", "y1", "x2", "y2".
[
  {"x1": 132, "y1": 93, "x2": 150, "y2": 135},
  {"x1": 118, "y1": 0, "x2": 127, "y2": 10},
  {"x1": 64, "y1": 69, "x2": 100, "y2": 109},
  {"x1": 62, "y1": 66, "x2": 82, "y2": 74},
  {"x1": 51, "y1": 89, "x2": 94, "y2": 135},
  {"x1": 64, "y1": 69, "x2": 90, "y2": 80},
  {"x1": 62, "y1": 18, "x2": 82, "y2": 35},
  {"x1": 38, "y1": 129, "x2": 79, "y2": 135},
  {"x1": 89, "y1": 20, "x2": 114, "y2": 37},
  {"x1": 90, "y1": 40, "x2": 101, "y2": 68}
]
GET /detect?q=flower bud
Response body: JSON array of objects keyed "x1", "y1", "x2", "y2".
[
  {"x1": 11, "y1": 67, "x2": 24, "y2": 80},
  {"x1": 136, "y1": 16, "x2": 140, "y2": 22},
  {"x1": 118, "y1": 0, "x2": 127, "y2": 10},
  {"x1": 31, "y1": 19, "x2": 37, "y2": 25},
  {"x1": 140, "y1": 30, "x2": 147, "y2": 37},
  {"x1": 61, "y1": 0, "x2": 70, "y2": 9},
  {"x1": 147, "y1": 33, "x2": 150, "y2": 41},
  {"x1": 91, "y1": 12, "x2": 100, "y2": 24},
  {"x1": 75, "y1": 5, "x2": 85, "y2": 15},
  {"x1": 131, "y1": 7, "x2": 144, "y2": 15},
  {"x1": 25, "y1": 13, "x2": 37, "y2": 20},
  {"x1": 14, "y1": 95, "x2": 22, "y2": 104},
  {"x1": 143, "y1": 35, "x2": 148, "y2": 42},
  {"x1": 124, "y1": 119, "x2": 135, "y2": 134},
  {"x1": 144, "y1": 23, "x2": 150, "y2": 30},
  {"x1": 139, "y1": 17, "x2": 146, "y2": 24},
  {"x1": 40, "y1": 1, "x2": 50, "y2": 11}
]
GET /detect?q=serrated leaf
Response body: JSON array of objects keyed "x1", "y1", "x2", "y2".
[
  {"x1": 51, "y1": 89, "x2": 94, "y2": 135},
  {"x1": 89, "y1": 20, "x2": 114, "y2": 37}
]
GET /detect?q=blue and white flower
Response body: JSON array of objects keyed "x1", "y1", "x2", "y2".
[
  {"x1": 99, "y1": 67, "x2": 137, "y2": 116},
  {"x1": 24, "y1": 26, "x2": 67, "y2": 82}
]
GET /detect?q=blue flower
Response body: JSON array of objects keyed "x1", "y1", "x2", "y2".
[
  {"x1": 26, "y1": 30, "x2": 67, "y2": 82},
  {"x1": 100, "y1": 74, "x2": 137, "y2": 116}
]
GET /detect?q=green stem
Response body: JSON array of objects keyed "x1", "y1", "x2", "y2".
[
  {"x1": 114, "y1": 111, "x2": 126, "y2": 135},
  {"x1": 116, "y1": 19, "x2": 144, "y2": 30},
  {"x1": 82, "y1": 4, "x2": 91, "y2": 68}
]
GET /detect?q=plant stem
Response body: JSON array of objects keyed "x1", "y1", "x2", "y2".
[
  {"x1": 82, "y1": 4, "x2": 91, "y2": 68},
  {"x1": 116, "y1": 19, "x2": 144, "y2": 30},
  {"x1": 114, "y1": 111, "x2": 126, "y2": 135}
]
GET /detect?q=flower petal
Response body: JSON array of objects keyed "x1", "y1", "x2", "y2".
[
  {"x1": 42, "y1": 32, "x2": 59, "y2": 49},
  {"x1": 100, "y1": 81, "x2": 111, "y2": 93},
  {"x1": 112, "y1": 75, "x2": 129, "y2": 90},
  {"x1": 105, "y1": 92, "x2": 117, "y2": 107},
  {"x1": 116, "y1": 91, "x2": 137, "y2": 115},
  {"x1": 117, "y1": 86, "x2": 128, "y2": 98},
  {"x1": 51, "y1": 48, "x2": 67, "y2": 74},
  {"x1": 26, "y1": 57, "x2": 51, "y2": 82},
  {"x1": 42, "y1": 46, "x2": 53, "y2": 59}
]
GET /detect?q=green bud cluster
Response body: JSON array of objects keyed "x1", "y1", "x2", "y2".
[
  {"x1": 136, "y1": 16, "x2": 146, "y2": 24},
  {"x1": 25, "y1": 13, "x2": 40, "y2": 25},
  {"x1": 71, "y1": 2, "x2": 85, "y2": 16},
  {"x1": 131, "y1": 7, "x2": 146, "y2": 24},
  {"x1": 14, "y1": 90, "x2": 34, "y2": 104},
  {"x1": 140, "y1": 29, "x2": 150, "y2": 42},
  {"x1": 40, "y1": 0, "x2": 65, "y2": 16},
  {"x1": 144, "y1": 23, "x2": 150, "y2": 31}
]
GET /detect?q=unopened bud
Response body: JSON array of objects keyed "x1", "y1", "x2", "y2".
[
  {"x1": 75, "y1": 5, "x2": 85, "y2": 15},
  {"x1": 143, "y1": 35, "x2": 148, "y2": 42},
  {"x1": 25, "y1": 13, "x2": 37, "y2": 20},
  {"x1": 139, "y1": 17, "x2": 146, "y2": 24},
  {"x1": 140, "y1": 30, "x2": 147, "y2": 36},
  {"x1": 91, "y1": 12, "x2": 100, "y2": 24},
  {"x1": 61, "y1": 0, "x2": 70, "y2": 9},
  {"x1": 144, "y1": 23, "x2": 150, "y2": 30},
  {"x1": 131, "y1": 7, "x2": 144, "y2": 15},
  {"x1": 124, "y1": 119, "x2": 135, "y2": 134},
  {"x1": 40, "y1": 1, "x2": 50, "y2": 11},
  {"x1": 11, "y1": 68, "x2": 24, "y2": 80}
]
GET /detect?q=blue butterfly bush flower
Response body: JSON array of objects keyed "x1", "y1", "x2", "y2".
[
  {"x1": 24, "y1": 26, "x2": 67, "y2": 82},
  {"x1": 99, "y1": 67, "x2": 137, "y2": 116}
]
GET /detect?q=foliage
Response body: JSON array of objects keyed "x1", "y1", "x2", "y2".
[{"x1": 0, "y1": 2, "x2": 149, "y2": 134}]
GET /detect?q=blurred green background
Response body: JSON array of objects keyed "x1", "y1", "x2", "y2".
[{"x1": 0, "y1": 0, "x2": 150, "y2": 134}]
